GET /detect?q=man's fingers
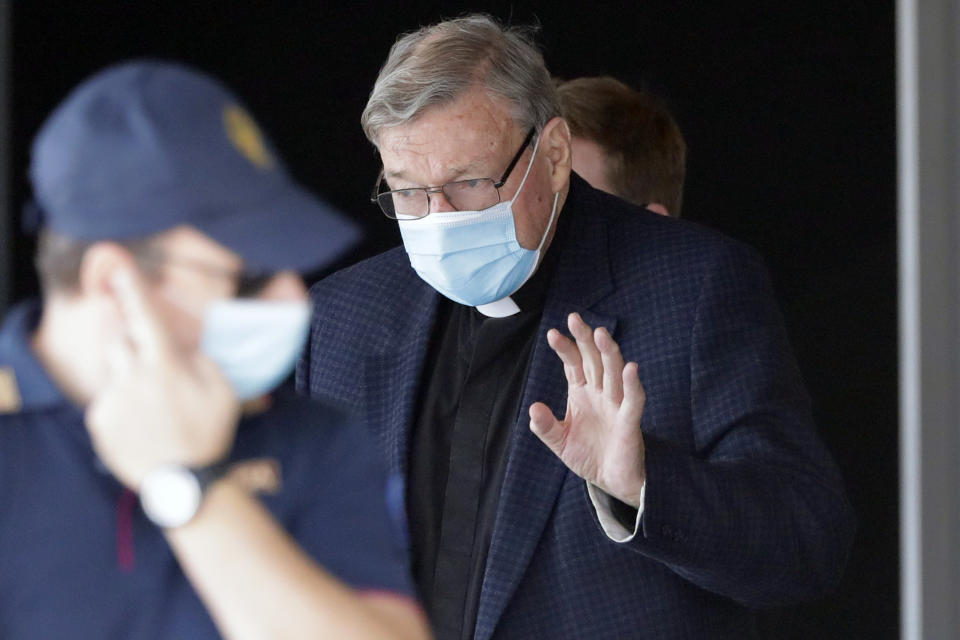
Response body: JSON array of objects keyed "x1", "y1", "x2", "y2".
[
  {"x1": 568, "y1": 313, "x2": 602, "y2": 388},
  {"x1": 104, "y1": 337, "x2": 134, "y2": 380},
  {"x1": 529, "y1": 401, "x2": 567, "y2": 457},
  {"x1": 547, "y1": 328, "x2": 586, "y2": 387},
  {"x1": 110, "y1": 268, "x2": 170, "y2": 362},
  {"x1": 595, "y1": 326, "x2": 625, "y2": 404},
  {"x1": 620, "y1": 362, "x2": 647, "y2": 420}
]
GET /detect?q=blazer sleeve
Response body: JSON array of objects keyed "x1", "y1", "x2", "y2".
[
  {"x1": 295, "y1": 279, "x2": 328, "y2": 398},
  {"x1": 616, "y1": 239, "x2": 856, "y2": 608}
]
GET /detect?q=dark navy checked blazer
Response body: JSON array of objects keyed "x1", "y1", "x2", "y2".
[{"x1": 297, "y1": 175, "x2": 856, "y2": 639}]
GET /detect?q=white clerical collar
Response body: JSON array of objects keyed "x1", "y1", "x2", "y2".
[{"x1": 475, "y1": 296, "x2": 521, "y2": 318}]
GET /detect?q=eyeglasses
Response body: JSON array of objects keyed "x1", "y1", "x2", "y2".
[
  {"x1": 137, "y1": 250, "x2": 275, "y2": 298},
  {"x1": 370, "y1": 128, "x2": 536, "y2": 219}
]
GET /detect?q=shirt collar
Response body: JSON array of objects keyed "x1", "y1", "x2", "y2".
[{"x1": 0, "y1": 300, "x2": 73, "y2": 412}]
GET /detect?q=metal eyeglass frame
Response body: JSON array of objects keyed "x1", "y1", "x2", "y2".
[{"x1": 369, "y1": 127, "x2": 537, "y2": 219}]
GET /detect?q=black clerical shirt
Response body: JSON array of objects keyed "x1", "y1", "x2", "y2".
[{"x1": 406, "y1": 216, "x2": 567, "y2": 640}]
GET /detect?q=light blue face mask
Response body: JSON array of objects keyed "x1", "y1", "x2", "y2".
[
  {"x1": 397, "y1": 134, "x2": 560, "y2": 308},
  {"x1": 200, "y1": 299, "x2": 311, "y2": 401}
]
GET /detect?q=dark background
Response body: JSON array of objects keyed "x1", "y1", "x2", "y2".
[{"x1": 3, "y1": 2, "x2": 898, "y2": 637}]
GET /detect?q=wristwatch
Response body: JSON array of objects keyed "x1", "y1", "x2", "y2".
[{"x1": 139, "y1": 460, "x2": 231, "y2": 529}]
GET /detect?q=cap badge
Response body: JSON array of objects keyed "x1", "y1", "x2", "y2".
[{"x1": 223, "y1": 105, "x2": 275, "y2": 170}]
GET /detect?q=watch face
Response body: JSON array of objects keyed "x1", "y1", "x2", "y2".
[{"x1": 140, "y1": 466, "x2": 202, "y2": 529}]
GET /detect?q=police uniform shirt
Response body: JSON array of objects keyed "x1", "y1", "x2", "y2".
[{"x1": 0, "y1": 301, "x2": 414, "y2": 639}]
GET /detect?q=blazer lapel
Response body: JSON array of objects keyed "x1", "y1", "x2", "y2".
[{"x1": 475, "y1": 191, "x2": 618, "y2": 640}]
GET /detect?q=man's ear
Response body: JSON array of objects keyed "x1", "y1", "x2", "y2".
[
  {"x1": 78, "y1": 242, "x2": 140, "y2": 298},
  {"x1": 541, "y1": 116, "x2": 573, "y2": 193}
]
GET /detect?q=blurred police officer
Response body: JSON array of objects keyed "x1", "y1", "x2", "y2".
[{"x1": 0, "y1": 61, "x2": 428, "y2": 640}]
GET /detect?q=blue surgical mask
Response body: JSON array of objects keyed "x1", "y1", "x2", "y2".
[
  {"x1": 397, "y1": 134, "x2": 560, "y2": 308},
  {"x1": 200, "y1": 299, "x2": 310, "y2": 401}
]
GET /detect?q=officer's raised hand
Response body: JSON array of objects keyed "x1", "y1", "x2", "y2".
[
  {"x1": 85, "y1": 266, "x2": 239, "y2": 490},
  {"x1": 529, "y1": 312, "x2": 647, "y2": 507}
]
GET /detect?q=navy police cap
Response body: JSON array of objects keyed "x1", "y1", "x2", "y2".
[{"x1": 28, "y1": 60, "x2": 359, "y2": 272}]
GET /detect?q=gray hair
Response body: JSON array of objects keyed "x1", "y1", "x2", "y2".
[{"x1": 361, "y1": 14, "x2": 558, "y2": 146}]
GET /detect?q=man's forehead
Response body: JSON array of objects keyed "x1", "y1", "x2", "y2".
[
  {"x1": 378, "y1": 91, "x2": 522, "y2": 181},
  {"x1": 381, "y1": 111, "x2": 509, "y2": 153},
  {"x1": 380, "y1": 128, "x2": 495, "y2": 176}
]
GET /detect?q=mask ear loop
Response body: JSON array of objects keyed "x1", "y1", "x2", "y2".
[
  {"x1": 535, "y1": 192, "x2": 561, "y2": 253},
  {"x1": 511, "y1": 131, "x2": 543, "y2": 201},
  {"x1": 475, "y1": 139, "x2": 562, "y2": 317},
  {"x1": 474, "y1": 189, "x2": 560, "y2": 319},
  {"x1": 509, "y1": 129, "x2": 559, "y2": 253}
]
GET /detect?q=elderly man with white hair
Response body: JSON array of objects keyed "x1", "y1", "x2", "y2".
[{"x1": 299, "y1": 14, "x2": 855, "y2": 640}]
